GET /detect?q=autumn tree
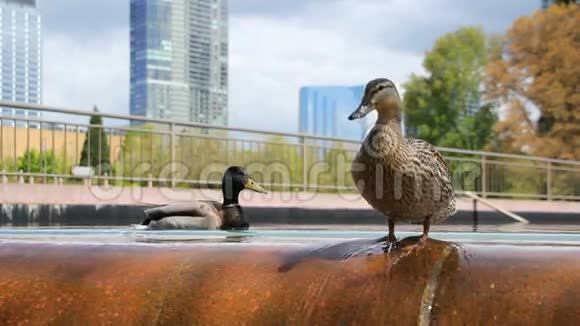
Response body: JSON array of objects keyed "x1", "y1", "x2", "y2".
[
  {"x1": 484, "y1": 4, "x2": 579, "y2": 160},
  {"x1": 403, "y1": 27, "x2": 497, "y2": 149}
]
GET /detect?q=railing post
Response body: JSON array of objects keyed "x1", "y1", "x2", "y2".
[
  {"x1": 302, "y1": 135, "x2": 308, "y2": 192},
  {"x1": 1, "y1": 169, "x2": 7, "y2": 184},
  {"x1": 0, "y1": 118, "x2": 3, "y2": 167},
  {"x1": 481, "y1": 155, "x2": 487, "y2": 198},
  {"x1": 546, "y1": 162, "x2": 552, "y2": 201},
  {"x1": 170, "y1": 123, "x2": 176, "y2": 188},
  {"x1": 87, "y1": 122, "x2": 91, "y2": 171},
  {"x1": 472, "y1": 198, "x2": 478, "y2": 232},
  {"x1": 63, "y1": 123, "x2": 67, "y2": 175}
]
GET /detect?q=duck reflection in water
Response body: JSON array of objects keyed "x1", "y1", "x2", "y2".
[{"x1": 133, "y1": 234, "x2": 253, "y2": 244}]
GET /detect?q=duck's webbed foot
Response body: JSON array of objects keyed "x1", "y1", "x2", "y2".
[{"x1": 383, "y1": 240, "x2": 398, "y2": 253}]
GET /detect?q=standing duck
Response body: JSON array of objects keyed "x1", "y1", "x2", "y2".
[
  {"x1": 136, "y1": 166, "x2": 266, "y2": 230},
  {"x1": 349, "y1": 78, "x2": 456, "y2": 245}
]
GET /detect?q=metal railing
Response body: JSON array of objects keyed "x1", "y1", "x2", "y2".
[
  {"x1": 464, "y1": 191, "x2": 529, "y2": 224},
  {"x1": 1, "y1": 101, "x2": 579, "y2": 200}
]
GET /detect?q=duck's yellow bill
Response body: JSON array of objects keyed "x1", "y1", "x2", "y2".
[{"x1": 245, "y1": 178, "x2": 267, "y2": 194}]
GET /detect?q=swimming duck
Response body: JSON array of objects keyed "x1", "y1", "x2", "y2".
[
  {"x1": 136, "y1": 166, "x2": 266, "y2": 230},
  {"x1": 349, "y1": 78, "x2": 456, "y2": 245}
]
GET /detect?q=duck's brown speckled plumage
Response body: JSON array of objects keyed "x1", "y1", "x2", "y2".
[
  {"x1": 352, "y1": 123, "x2": 456, "y2": 224},
  {"x1": 349, "y1": 78, "x2": 456, "y2": 241}
]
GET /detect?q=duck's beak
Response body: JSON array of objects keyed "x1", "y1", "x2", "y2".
[
  {"x1": 244, "y1": 177, "x2": 267, "y2": 194},
  {"x1": 348, "y1": 104, "x2": 373, "y2": 120}
]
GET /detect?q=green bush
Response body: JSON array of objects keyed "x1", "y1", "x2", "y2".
[{"x1": 17, "y1": 149, "x2": 61, "y2": 174}]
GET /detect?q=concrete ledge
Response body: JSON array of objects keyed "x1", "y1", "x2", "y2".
[{"x1": 0, "y1": 238, "x2": 579, "y2": 324}]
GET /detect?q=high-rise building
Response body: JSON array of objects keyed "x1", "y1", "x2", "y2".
[
  {"x1": 0, "y1": 0, "x2": 42, "y2": 123},
  {"x1": 130, "y1": 0, "x2": 228, "y2": 126},
  {"x1": 299, "y1": 86, "x2": 375, "y2": 141}
]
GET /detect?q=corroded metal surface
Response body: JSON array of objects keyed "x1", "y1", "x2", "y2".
[{"x1": 0, "y1": 237, "x2": 579, "y2": 325}]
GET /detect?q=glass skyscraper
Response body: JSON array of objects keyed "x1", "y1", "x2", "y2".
[
  {"x1": 299, "y1": 86, "x2": 375, "y2": 141},
  {"x1": 0, "y1": 0, "x2": 42, "y2": 122},
  {"x1": 130, "y1": 0, "x2": 228, "y2": 126}
]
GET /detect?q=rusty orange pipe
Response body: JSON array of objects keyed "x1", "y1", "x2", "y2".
[{"x1": 0, "y1": 238, "x2": 579, "y2": 325}]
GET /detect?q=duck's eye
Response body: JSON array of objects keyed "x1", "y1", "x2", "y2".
[{"x1": 377, "y1": 85, "x2": 386, "y2": 91}]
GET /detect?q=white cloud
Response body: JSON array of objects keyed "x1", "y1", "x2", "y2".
[
  {"x1": 43, "y1": 29, "x2": 129, "y2": 116},
  {"x1": 38, "y1": 0, "x2": 537, "y2": 133},
  {"x1": 40, "y1": 1, "x2": 424, "y2": 133},
  {"x1": 228, "y1": 15, "x2": 423, "y2": 133},
  {"x1": 227, "y1": 0, "x2": 537, "y2": 133}
]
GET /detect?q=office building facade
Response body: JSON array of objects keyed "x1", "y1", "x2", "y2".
[
  {"x1": 0, "y1": 0, "x2": 42, "y2": 123},
  {"x1": 299, "y1": 86, "x2": 376, "y2": 141},
  {"x1": 130, "y1": 0, "x2": 228, "y2": 126}
]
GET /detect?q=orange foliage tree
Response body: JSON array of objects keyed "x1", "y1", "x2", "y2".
[{"x1": 484, "y1": 4, "x2": 579, "y2": 160}]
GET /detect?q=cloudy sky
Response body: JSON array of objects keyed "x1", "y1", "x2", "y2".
[{"x1": 37, "y1": 0, "x2": 538, "y2": 133}]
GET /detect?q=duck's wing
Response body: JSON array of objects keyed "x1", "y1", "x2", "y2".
[
  {"x1": 202, "y1": 200, "x2": 223, "y2": 210},
  {"x1": 406, "y1": 139, "x2": 450, "y2": 173},
  {"x1": 407, "y1": 138, "x2": 451, "y2": 185},
  {"x1": 142, "y1": 202, "x2": 221, "y2": 226},
  {"x1": 405, "y1": 138, "x2": 454, "y2": 197},
  {"x1": 406, "y1": 139, "x2": 448, "y2": 169}
]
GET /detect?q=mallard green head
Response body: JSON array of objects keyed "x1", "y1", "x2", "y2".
[
  {"x1": 349, "y1": 78, "x2": 401, "y2": 122},
  {"x1": 222, "y1": 166, "x2": 267, "y2": 205}
]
